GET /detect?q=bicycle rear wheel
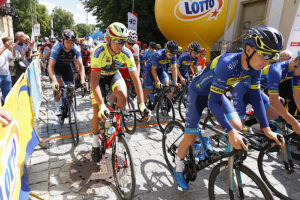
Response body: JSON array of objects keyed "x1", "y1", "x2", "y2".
[
  {"x1": 258, "y1": 145, "x2": 300, "y2": 199},
  {"x1": 68, "y1": 102, "x2": 79, "y2": 146},
  {"x1": 112, "y1": 134, "x2": 136, "y2": 200},
  {"x1": 156, "y1": 96, "x2": 175, "y2": 132},
  {"x1": 209, "y1": 161, "x2": 272, "y2": 200},
  {"x1": 178, "y1": 92, "x2": 187, "y2": 122},
  {"x1": 122, "y1": 97, "x2": 137, "y2": 135}
]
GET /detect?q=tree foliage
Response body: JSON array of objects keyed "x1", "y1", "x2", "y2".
[
  {"x1": 81, "y1": 0, "x2": 166, "y2": 45},
  {"x1": 11, "y1": 0, "x2": 50, "y2": 37},
  {"x1": 74, "y1": 23, "x2": 97, "y2": 37},
  {"x1": 52, "y1": 7, "x2": 75, "y2": 37}
]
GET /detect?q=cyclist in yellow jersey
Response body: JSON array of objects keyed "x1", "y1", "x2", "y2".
[{"x1": 90, "y1": 22, "x2": 151, "y2": 162}]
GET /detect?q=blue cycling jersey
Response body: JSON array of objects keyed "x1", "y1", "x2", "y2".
[
  {"x1": 149, "y1": 49, "x2": 176, "y2": 73},
  {"x1": 261, "y1": 60, "x2": 300, "y2": 94},
  {"x1": 177, "y1": 52, "x2": 198, "y2": 76},
  {"x1": 188, "y1": 53, "x2": 268, "y2": 133},
  {"x1": 50, "y1": 43, "x2": 81, "y2": 65}
]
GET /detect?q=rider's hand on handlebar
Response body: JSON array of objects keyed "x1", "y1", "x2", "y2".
[
  {"x1": 156, "y1": 81, "x2": 161, "y2": 89},
  {"x1": 180, "y1": 79, "x2": 187, "y2": 86},
  {"x1": 265, "y1": 130, "x2": 284, "y2": 147},
  {"x1": 52, "y1": 82, "x2": 59, "y2": 92},
  {"x1": 98, "y1": 104, "x2": 110, "y2": 121},
  {"x1": 82, "y1": 81, "x2": 89, "y2": 90},
  {"x1": 228, "y1": 129, "x2": 248, "y2": 151},
  {"x1": 139, "y1": 103, "x2": 151, "y2": 122}
]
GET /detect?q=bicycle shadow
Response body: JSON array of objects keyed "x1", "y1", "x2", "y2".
[{"x1": 136, "y1": 159, "x2": 211, "y2": 199}]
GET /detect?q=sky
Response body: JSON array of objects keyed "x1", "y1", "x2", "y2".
[{"x1": 39, "y1": 0, "x2": 98, "y2": 25}]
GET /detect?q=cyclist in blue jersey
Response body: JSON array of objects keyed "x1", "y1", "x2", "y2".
[
  {"x1": 48, "y1": 29, "x2": 87, "y2": 115},
  {"x1": 233, "y1": 52, "x2": 300, "y2": 134},
  {"x1": 173, "y1": 25, "x2": 285, "y2": 190},
  {"x1": 169, "y1": 42, "x2": 200, "y2": 100},
  {"x1": 143, "y1": 40, "x2": 178, "y2": 104}
]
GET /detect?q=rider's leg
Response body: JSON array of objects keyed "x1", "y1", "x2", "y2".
[
  {"x1": 111, "y1": 72, "x2": 127, "y2": 110},
  {"x1": 91, "y1": 91, "x2": 101, "y2": 162}
]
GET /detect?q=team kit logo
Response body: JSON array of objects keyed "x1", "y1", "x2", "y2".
[{"x1": 175, "y1": 0, "x2": 224, "y2": 21}]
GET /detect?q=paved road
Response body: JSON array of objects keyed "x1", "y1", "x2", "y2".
[{"x1": 27, "y1": 79, "x2": 299, "y2": 200}]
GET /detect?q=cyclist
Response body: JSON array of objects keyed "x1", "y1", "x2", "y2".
[
  {"x1": 42, "y1": 36, "x2": 56, "y2": 75},
  {"x1": 169, "y1": 42, "x2": 200, "y2": 100},
  {"x1": 233, "y1": 50, "x2": 300, "y2": 134},
  {"x1": 143, "y1": 41, "x2": 178, "y2": 106},
  {"x1": 81, "y1": 41, "x2": 91, "y2": 80},
  {"x1": 196, "y1": 48, "x2": 207, "y2": 73},
  {"x1": 173, "y1": 25, "x2": 284, "y2": 190},
  {"x1": 48, "y1": 29, "x2": 87, "y2": 115},
  {"x1": 90, "y1": 22, "x2": 151, "y2": 162}
]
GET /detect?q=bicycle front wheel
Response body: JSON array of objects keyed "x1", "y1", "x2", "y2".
[
  {"x1": 122, "y1": 97, "x2": 137, "y2": 135},
  {"x1": 209, "y1": 161, "x2": 272, "y2": 200},
  {"x1": 258, "y1": 145, "x2": 300, "y2": 199},
  {"x1": 112, "y1": 134, "x2": 136, "y2": 200},
  {"x1": 68, "y1": 102, "x2": 79, "y2": 146},
  {"x1": 156, "y1": 96, "x2": 175, "y2": 133},
  {"x1": 178, "y1": 91, "x2": 187, "y2": 122}
]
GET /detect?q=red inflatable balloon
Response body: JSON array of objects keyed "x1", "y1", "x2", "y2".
[{"x1": 0, "y1": 0, "x2": 7, "y2": 8}]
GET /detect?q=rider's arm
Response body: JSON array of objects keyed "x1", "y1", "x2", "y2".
[
  {"x1": 171, "y1": 64, "x2": 178, "y2": 86},
  {"x1": 48, "y1": 59, "x2": 57, "y2": 84},
  {"x1": 151, "y1": 66, "x2": 160, "y2": 84},
  {"x1": 177, "y1": 64, "x2": 184, "y2": 81},
  {"x1": 190, "y1": 64, "x2": 195, "y2": 76},
  {"x1": 130, "y1": 69, "x2": 145, "y2": 104},
  {"x1": 76, "y1": 58, "x2": 86, "y2": 84}
]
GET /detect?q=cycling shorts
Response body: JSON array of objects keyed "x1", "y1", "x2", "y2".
[
  {"x1": 90, "y1": 71, "x2": 125, "y2": 105},
  {"x1": 185, "y1": 88, "x2": 239, "y2": 135},
  {"x1": 54, "y1": 63, "x2": 74, "y2": 85},
  {"x1": 144, "y1": 70, "x2": 169, "y2": 89}
]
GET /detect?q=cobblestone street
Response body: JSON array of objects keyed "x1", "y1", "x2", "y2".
[{"x1": 27, "y1": 80, "x2": 300, "y2": 200}]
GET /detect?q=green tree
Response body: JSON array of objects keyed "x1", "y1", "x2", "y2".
[
  {"x1": 74, "y1": 23, "x2": 97, "y2": 37},
  {"x1": 11, "y1": 0, "x2": 50, "y2": 37},
  {"x1": 81, "y1": 0, "x2": 166, "y2": 44},
  {"x1": 52, "y1": 7, "x2": 75, "y2": 37}
]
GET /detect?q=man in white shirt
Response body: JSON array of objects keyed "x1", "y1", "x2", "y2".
[{"x1": 0, "y1": 37, "x2": 16, "y2": 102}]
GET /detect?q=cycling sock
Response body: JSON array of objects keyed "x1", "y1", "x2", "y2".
[
  {"x1": 92, "y1": 133, "x2": 100, "y2": 147},
  {"x1": 175, "y1": 155, "x2": 184, "y2": 172}
]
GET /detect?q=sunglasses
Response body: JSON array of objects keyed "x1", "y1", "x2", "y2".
[
  {"x1": 254, "y1": 48, "x2": 279, "y2": 61},
  {"x1": 112, "y1": 38, "x2": 126, "y2": 45},
  {"x1": 167, "y1": 52, "x2": 175, "y2": 57}
]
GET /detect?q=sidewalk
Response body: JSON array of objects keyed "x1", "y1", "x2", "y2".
[{"x1": 27, "y1": 79, "x2": 297, "y2": 200}]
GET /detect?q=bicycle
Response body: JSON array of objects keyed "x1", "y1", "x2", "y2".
[
  {"x1": 58, "y1": 84, "x2": 79, "y2": 146},
  {"x1": 256, "y1": 117, "x2": 300, "y2": 199},
  {"x1": 145, "y1": 84, "x2": 175, "y2": 132},
  {"x1": 162, "y1": 120, "x2": 274, "y2": 199},
  {"x1": 97, "y1": 107, "x2": 140, "y2": 199}
]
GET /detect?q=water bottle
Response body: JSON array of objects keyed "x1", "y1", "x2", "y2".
[
  {"x1": 104, "y1": 119, "x2": 112, "y2": 137},
  {"x1": 194, "y1": 141, "x2": 205, "y2": 163},
  {"x1": 150, "y1": 93, "x2": 155, "y2": 103}
]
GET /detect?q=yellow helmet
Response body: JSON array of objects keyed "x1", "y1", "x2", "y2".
[
  {"x1": 106, "y1": 22, "x2": 128, "y2": 39},
  {"x1": 178, "y1": 46, "x2": 183, "y2": 52}
]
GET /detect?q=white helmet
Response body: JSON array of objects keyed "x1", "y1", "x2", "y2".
[{"x1": 127, "y1": 30, "x2": 138, "y2": 44}]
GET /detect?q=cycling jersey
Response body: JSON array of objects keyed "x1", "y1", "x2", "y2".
[
  {"x1": 177, "y1": 52, "x2": 197, "y2": 79},
  {"x1": 50, "y1": 42, "x2": 81, "y2": 65},
  {"x1": 261, "y1": 60, "x2": 300, "y2": 94},
  {"x1": 144, "y1": 49, "x2": 175, "y2": 89},
  {"x1": 186, "y1": 53, "x2": 268, "y2": 134},
  {"x1": 81, "y1": 49, "x2": 91, "y2": 66},
  {"x1": 233, "y1": 60, "x2": 300, "y2": 119},
  {"x1": 91, "y1": 43, "x2": 136, "y2": 76}
]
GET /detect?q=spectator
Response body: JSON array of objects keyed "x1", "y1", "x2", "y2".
[
  {"x1": 0, "y1": 37, "x2": 16, "y2": 103},
  {"x1": 279, "y1": 50, "x2": 292, "y2": 62},
  {"x1": 196, "y1": 48, "x2": 207, "y2": 73},
  {"x1": 13, "y1": 31, "x2": 27, "y2": 85},
  {"x1": 140, "y1": 43, "x2": 148, "y2": 55},
  {"x1": 156, "y1": 44, "x2": 162, "y2": 49}
]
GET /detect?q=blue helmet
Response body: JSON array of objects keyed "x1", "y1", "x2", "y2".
[
  {"x1": 189, "y1": 42, "x2": 201, "y2": 53},
  {"x1": 165, "y1": 40, "x2": 178, "y2": 54},
  {"x1": 243, "y1": 25, "x2": 283, "y2": 53}
]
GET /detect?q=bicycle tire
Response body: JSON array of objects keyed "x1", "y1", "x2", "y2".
[
  {"x1": 290, "y1": 134, "x2": 300, "y2": 160},
  {"x1": 258, "y1": 145, "x2": 299, "y2": 200},
  {"x1": 68, "y1": 102, "x2": 79, "y2": 146},
  {"x1": 112, "y1": 134, "x2": 136, "y2": 200},
  {"x1": 156, "y1": 96, "x2": 175, "y2": 133},
  {"x1": 73, "y1": 91, "x2": 77, "y2": 110},
  {"x1": 178, "y1": 92, "x2": 187, "y2": 122},
  {"x1": 122, "y1": 97, "x2": 137, "y2": 135},
  {"x1": 162, "y1": 121, "x2": 185, "y2": 171},
  {"x1": 209, "y1": 161, "x2": 272, "y2": 200}
]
